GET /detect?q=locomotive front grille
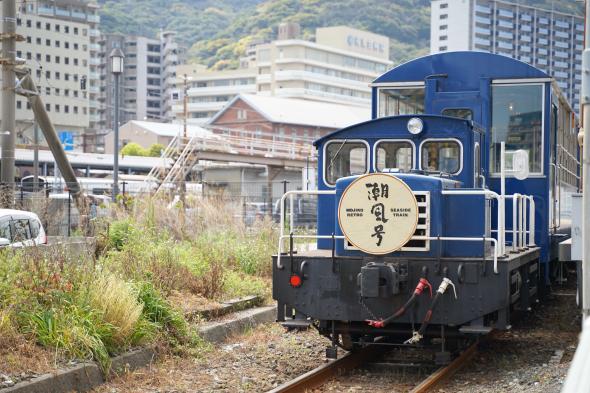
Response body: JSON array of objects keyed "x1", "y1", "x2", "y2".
[{"x1": 344, "y1": 191, "x2": 431, "y2": 252}]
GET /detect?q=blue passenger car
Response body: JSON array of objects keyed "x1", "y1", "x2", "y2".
[{"x1": 272, "y1": 52, "x2": 579, "y2": 361}]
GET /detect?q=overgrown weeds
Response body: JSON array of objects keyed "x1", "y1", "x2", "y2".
[{"x1": 0, "y1": 196, "x2": 276, "y2": 374}]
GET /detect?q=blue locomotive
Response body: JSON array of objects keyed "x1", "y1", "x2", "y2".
[{"x1": 272, "y1": 51, "x2": 579, "y2": 361}]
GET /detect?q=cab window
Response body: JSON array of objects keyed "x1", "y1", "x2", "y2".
[
  {"x1": 490, "y1": 84, "x2": 543, "y2": 174},
  {"x1": 378, "y1": 87, "x2": 425, "y2": 117},
  {"x1": 421, "y1": 140, "x2": 462, "y2": 174},
  {"x1": 442, "y1": 108, "x2": 473, "y2": 120},
  {"x1": 325, "y1": 141, "x2": 367, "y2": 185},
  {"x1": 375, "y1": 141, "x2": 413, "y2": 172}
]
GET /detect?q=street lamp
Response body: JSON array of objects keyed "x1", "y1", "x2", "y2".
[{"x1": 110, "y1": 48, "x2": 125, "y2": 202}]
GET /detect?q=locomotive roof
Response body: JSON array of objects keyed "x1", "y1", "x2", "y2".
[
  {"x1": 313, "y1": 114, "x2": 474, "y2": 146},
  {"x1": 372, "y1": 51, "x2": 550, "y2": 88}
]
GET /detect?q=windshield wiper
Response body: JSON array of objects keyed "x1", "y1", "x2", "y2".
[{"x1": 326, "y1": 139, "x2": 348, "y2": 175}]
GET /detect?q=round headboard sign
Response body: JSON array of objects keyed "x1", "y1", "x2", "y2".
[{"x1": 338, "y1": 173, "x2": 419, "y2": 255}]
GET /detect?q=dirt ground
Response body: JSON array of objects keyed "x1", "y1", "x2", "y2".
[
  {"x1": 94, "y1": 324, "x2": 330, "y2": 393},
  {"x1": 94, "y1": 278, "x2": 580, "y2": 393}
]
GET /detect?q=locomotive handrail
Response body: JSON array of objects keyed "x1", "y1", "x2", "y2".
[{"x1": 277, "y1": 190, "x2": 336, "y2": 269}]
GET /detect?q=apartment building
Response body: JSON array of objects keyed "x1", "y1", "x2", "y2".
[
  {"x1": 171, "y1": 65, "x2": 257, "y2": 125},
  {"x1": 4, "y1": 0, "x2": 100, "y2": 151},
  {"x1": 430, "y1": 0, "x2": 583, "y2": 110},
  {"x1": 98, "y1": 32, "x2": 183, "y2": 150},
  {"x1": 171, "y1": 24, "x2": 392, "y2": 125}
]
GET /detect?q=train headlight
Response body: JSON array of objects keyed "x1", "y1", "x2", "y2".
[{"x1": 407, "y1": 117, "x2": 424, "y2": 135}]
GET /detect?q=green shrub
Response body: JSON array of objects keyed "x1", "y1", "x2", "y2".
[{"x1": 107, "y1": 220, "x2": 135, "y2": 251}]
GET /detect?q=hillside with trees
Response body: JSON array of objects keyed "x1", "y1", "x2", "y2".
[{"x1": 98, "y1": 0, "x2": 584, "y2": 69}]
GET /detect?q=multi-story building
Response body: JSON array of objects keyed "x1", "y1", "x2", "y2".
[
  {"x1": 98, "y1": 32, "x2": 182, "y2": 150},
  {"x1": 255, "y1": 25, "x2": 392, "y2": 106},
  {"x1": 171, "y1": 65, "x2": 257, "y2": 125},
  {"x1": 99, "y1": 34, "x2": 162, "y2": 132},
  {"x1": 172, "y1": 24, "x2": 392, "y2": 125},
  {"x1": 430, "y1": 0, "x2": 583, "y2": 110},
  {"x1": 160, "y1": 30, "x2": 184, "y2": 121},
  {"x1": 6, "y1": 0, "x2": 100, "y2": 152}
]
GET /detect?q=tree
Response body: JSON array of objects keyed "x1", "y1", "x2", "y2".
[
  {"x1": 120, "y1": 142, "x2": 147, "y2": 157},
  {"x1": 147, "y1": 143, "x2": 165, "y2": 157}
]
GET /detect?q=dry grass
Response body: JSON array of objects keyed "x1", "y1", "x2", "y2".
[{"x1": 87, "y1": 274, "x2": 144, "y2": 346}]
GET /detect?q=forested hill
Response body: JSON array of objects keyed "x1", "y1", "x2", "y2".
[{"x1": 97, "y1": 0, "x2": 584, "y2": 69}]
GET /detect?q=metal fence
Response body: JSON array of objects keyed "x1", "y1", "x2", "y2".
[{"x1": 4, "y1": 179, "x2": 319, "y2": 236}]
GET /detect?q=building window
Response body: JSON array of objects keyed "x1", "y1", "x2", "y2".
[
  {"x1": 440, "y1": 35, "x2": 448, "y2": 41},
  {"x1": 439, "y1": 46, "x2": 448, "y2": 51},
  {"x1": 16, "y1": 101, "x2": 21, "y2": 109},
  {"x1": 26, "y1": 20, "x2": 31, "y2": 28},
  {"x1": 64, "y1": 57, "x2": 69, "y2": 65},
  {"x1": 45, "y1": 87, "x2": 50, "y2": 95},
  {"x1": 45, "y1": 39, "x2": 50, "y2": 46},
  {"x1": 74, "y1": 27, "x2": 78, "y2": 35},
  {"x1": 36, "y1": 37, "x2": 41, "y2": 45},
  {"x1": 64, "y1": 105, "x2": 69, "y2": 113},
  {"x1": 73, "y1": 58, "x2": 78, "y2": 66},
  {"x1": 65, "y1": 73, "x2": 69, "y2": 81},
  {"x1": 74, "y1": 43, "x2": 78, "y2": 50},
  {"x1": 55, "y1": 40, "x2": 60, "y2": 48},
  {"x1": 74, "y1": 106, "x2": 78, "y2": 114},
  {"x1": 55, "y1": 24, "x2": 60, "y2": 32},
  {"x1": 55, "y1": 72, "x2": 60, "y2": 80},
  {"x1": 26, "y1": 52, "x2": 31, "y2": 60},
  {"x1": 65, "y1": 42, "x2": 69, "y2": 49},
  {"x1": 16, "y1": 18, "x2": 21, "y2": 26},
  {"x1": 36, "y1": 21, "x2": 41, "y2": 29},
  {"x1": 45, "y1": 70, "x2": 50, "y2": 79},
  {"x1": 55, "y1": 104, "x2": 60, "y2": 113},
  {"x1": 45, "y1": 23, "x2": 50, "y2": 31},
  {"x1": 65, "y1": 26, "x2": 69, "y2": 34},
  {"x1": 45, "y1": 54, "x2": 50, "y2": 62},
  {"x1": 237, "y1": 109, "x2": 247, "y2": 120},
  {"x1": 440, "y1": 25, "x2": 448, "y2": 30},
  {"x1": 36, "y1": 53, "x2": 41, "y2": 61},
  {"x1": 64, "y1": 89, "x2": 69, "y2": 96},
  {"x1": 45, "y1": 103, "x2": 51, "y2": 111},
  {"x1": 440, "y1": 3, "x2": 448, "y2": 8},
  {"x1": 26, "y1": 36, "x2": 31, "y2": 43},
  {"x1": 440, "y1": 14, "x2": 448, "y2": 19}
]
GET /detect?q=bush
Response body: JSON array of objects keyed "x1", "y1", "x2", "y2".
[
  {"x1": 120, "y1": 142, "x2": 147, "y2": 157},
  {"x1": 107, "y1": 219, "x2": 135, "y2": 251}
]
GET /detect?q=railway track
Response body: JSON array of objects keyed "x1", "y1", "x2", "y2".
[{"x1": 267, "y1": 339, "x2": 479, "y2": 393}]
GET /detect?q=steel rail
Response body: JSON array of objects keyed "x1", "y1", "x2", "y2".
[
  {"x1": 266, "y1": 343, "x2": 386, "y2": 393},
  {"x1": 409, "y1": 340, "x2": 479, "y2": 393}
]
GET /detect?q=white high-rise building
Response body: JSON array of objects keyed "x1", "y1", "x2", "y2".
[{"x1": 430, "y1": 0, "x2": 583, "y2": 110}]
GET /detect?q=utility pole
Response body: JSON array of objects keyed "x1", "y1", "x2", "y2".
[
  {"x1": 581, "y1": 0, "x2": 590, "y2": 321},
  {"x1": 179, "y1": 74, "x2": 190, "y2": 206},
  {"x1": 33, "y1": 122, "x2": 39, "y2": 191},
  {"x1": 1, "y1": 0, "x2": 17, "y2": 206}
]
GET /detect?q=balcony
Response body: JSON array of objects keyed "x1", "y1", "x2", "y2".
[
  {"x1": 555, "y1": 20, "x2": 570, "y2": 29},
  {"x1": 497, "y1": 9, "x2": 514, "y2": 18},
  {"x1": 37, "y1": 6, "x2": 54, "y2": 16},
  {"x1": 89, "y1": 29, "x2": 101, "y2": 37},
  {"x1": 173, "y1": 101, "x2": 227, "y2": 113},
  {"x1": 273, "y1": 87, "x2": 370, "y2": 106},
  {"x1": 90, "y1": 58, "x2": 101, "y2": 66},
  {"x1": 475, "y1": 16, "x2": 491, "y2": 25},
  {"x1": 89, "y1": 43, "x2": 101, "y2": 52},
  {"x1": 497, "y1": 20, "x2": 513, "y2": 29},
  {"x1": 498, "y1": 31, "x2": 513, "y2": 39},
  {"x1": 555, "y1": 41, "x2": 569, "y2": 49},
  {"x1": 89, "y1": 72, "x2": 101, "y2": 80},
  {"x1": 274, "y1": 70, "x2": 368, "y2": 89},
  {"x1": 187, "y1": 83, "x2": 256, "y2": 97},
  {"x1": 87, "y1": 14, "x2": 100, "y2": 23},
  {"x1": 474, "y1": 37, "x2": 491, "y2": 46},
  {"x1": 554, "y1": 31, "x2": 569, "y2": 39},
  {"x1": 475, "y1": 5, "x2": 491, "y2": 14},
  {"x1": 497, "y1": 40, "x2": 513, "y2": 50}
]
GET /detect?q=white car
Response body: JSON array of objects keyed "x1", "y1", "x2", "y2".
[{"x1": 0, "y1": 209, "x2": 47, "y2": 247}]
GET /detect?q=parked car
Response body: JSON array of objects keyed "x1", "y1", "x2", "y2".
[{"x1": 0, "y1": 209, "x2": 47, "y2": 247}]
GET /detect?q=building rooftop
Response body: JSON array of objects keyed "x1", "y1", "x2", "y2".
[
  {"x1": 123, "y1": 120, "x2": 216, "y2": 139},
  {"x1": 211, "y1": 94, "x2": 371, "y2": 129}
]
